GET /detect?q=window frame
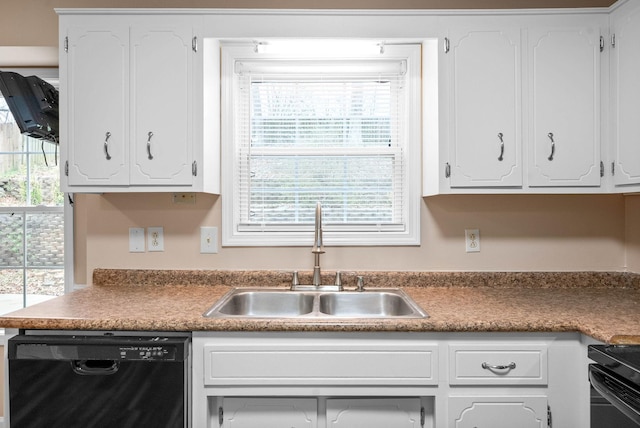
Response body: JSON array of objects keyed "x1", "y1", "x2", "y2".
[
  {"x1": 0, "y1": 67, "x2": 73, "y2": 314},
  {"x1": 221, "y1": 42, "x2": 422, "y2": 247}
]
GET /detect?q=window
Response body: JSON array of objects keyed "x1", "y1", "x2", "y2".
[
  {"x1": 221, "y1": 42, "x2": 421, "y2": 246},
  {"x1": 0, "y1": 68, "x2": 67, "y2": 315}
]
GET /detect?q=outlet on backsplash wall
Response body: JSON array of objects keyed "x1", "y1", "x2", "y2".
[{"x1": 74, "y1": 193, "x2": 629, "y2": 286}]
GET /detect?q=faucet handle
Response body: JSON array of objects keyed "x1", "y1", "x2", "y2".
[
  {"x1": 356, "y1": 276, "x2": 365, "y2": 292},
  {"x1": 334, "y1": 271, "x2": 343, "y2": 290},
  {"x1": 291, "y1": 271, "x2": 300, "y2": 290}
]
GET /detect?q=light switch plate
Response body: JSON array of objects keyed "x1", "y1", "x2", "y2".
[
  {"x1": 129, "y1": 227, "x2": 145, "y2": 252},
  {"x1": 200, "y1": 227, "x2": 218, "y2": 254},
  {"x1": 147, "y1": 227, "x2": 164, "y2": 252}
]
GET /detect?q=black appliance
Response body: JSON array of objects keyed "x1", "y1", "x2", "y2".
[
  {"x1": 0, "y1": 70, "x2": 59, "y2": 143},
  {"x1": 8, "y1": 333, "x2": 190, "y2": 428},
  {"x1": 589, "y1": 344, "x2": 640, "y2": 427}
]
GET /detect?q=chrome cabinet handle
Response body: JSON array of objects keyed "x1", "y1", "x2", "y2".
[
  {"x1": 497, "y1": 132, "x2": 504, "y2": 161},
  {"x1": 547, "y1": 132, "x2": 555, "y2": 161},
  {"x1": 103, "y1": 132, "x2": 112, "y2": 160},
  {"x1": 146, "y1": 131, "x2": 154, "y2": 160},
  {"x1": 482, "y1": 361, "x2": 516, "y2": 371}
]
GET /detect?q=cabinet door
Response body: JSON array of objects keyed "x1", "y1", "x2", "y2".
[
  {"x1": 222, "y1": 398, "x2": 317, "y2": 428},
  {"x1": 130, "y1": 25, "x2": 194, "y2": 185},
  {"x1": 326, "y1": 398, "x2": 422, "y2": 428},
  {"x1": 612, "y1": 3, "x2": 640, "y2": 186},
  {"x1": 449, "y1": 396, "x2": 547, "y2": 428},
  {"x1": 66, "y1": 26, "x2": 129, "y2": 186},
  {"x1": 447, "y1": 28, "x2": 522, "y2": 188},
  {"x1": 528, "y1": 27, "x2": 601, "y2": 187}
]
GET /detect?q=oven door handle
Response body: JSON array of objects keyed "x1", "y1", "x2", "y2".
[
  {"x1": 71, "y1": 360, "x2": 120, "y2": 376},
  {"x1": 590, "y1": 364, "x2": 640, "y2": 425}
]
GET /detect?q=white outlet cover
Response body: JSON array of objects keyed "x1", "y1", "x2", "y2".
[
  {"x1": 465, "y1": 229, "x2": 480, "y2": 253},
  {"x1": 147, "y1": 227, "x2": 164, "y2": 252}
]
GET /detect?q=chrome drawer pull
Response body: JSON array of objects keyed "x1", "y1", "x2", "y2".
[{"x1": 482, "y1": 361, "x2": 516, "y2": 371}]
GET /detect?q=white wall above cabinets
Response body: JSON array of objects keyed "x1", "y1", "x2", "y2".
[
  {"x1": 426, "y1": 12, "x2": 608, "y2": 195},
  {"x1": 58, "y1": 12, "x2": 220, "y2": 193}
]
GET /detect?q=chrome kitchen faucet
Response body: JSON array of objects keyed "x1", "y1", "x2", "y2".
[
  {"x1": 291, "y1": 201, "x2": 343, "y2": 291},
  {"x1": 312, "y1": 201, "x2": 325, "y2": 287}
]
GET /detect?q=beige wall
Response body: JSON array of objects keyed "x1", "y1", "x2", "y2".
[{"x1": 77, "y1": 193, "x2": 627, "y2": 284}]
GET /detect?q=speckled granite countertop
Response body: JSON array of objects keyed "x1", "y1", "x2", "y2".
[{"x1": 1, "y1": 269, "x2": 640, "y2": 344}]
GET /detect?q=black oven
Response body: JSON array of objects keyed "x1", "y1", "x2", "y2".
[
  {"x1": 8, "y1": 332, "x2": 190, "y2": 428},
  {"x1": 589, "y1": 344, "x2": 640, "y2": 427}
]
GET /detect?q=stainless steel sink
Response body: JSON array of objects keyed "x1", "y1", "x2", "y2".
[
  {"x1": 203, "y1": 288, "x2": 428, "y2": 319},
  {"x1": 318, "y1": 291, "x2": 419, "y2": 317},
  {"x1": 210, "y1": 291, "x2": 315, "y2": 317}
]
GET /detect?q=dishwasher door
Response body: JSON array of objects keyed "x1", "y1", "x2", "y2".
[{"x1": 8, "y1": 334, "x2": 190, "y2": 428}]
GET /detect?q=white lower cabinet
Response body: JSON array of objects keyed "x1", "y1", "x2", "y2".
[
  {"x1": 448, "y1": 396, "x2": 547, "y2": 428},
  {"x1": 220, "y1": 398, "x2": 317, "y2": 428},
  {"x1": 217, "y1": 397, "x2": 423, "y2": 428},
  {"x1": 447, "y1": 342, "x2": 549, "y2": 427},
  {"x1": 448, "y1": 343, "x2": 548, "y2": 386},
  {"x1": 192, "y1": 332, "x2": 588, "y2": 428},
  {"x1": 326, "y1": 398, "x2": 423, "y2": 428}
]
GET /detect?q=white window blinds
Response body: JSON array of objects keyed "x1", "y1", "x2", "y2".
[{"x1": 222, "y1": 43, "x2": 421, "y2": 246}]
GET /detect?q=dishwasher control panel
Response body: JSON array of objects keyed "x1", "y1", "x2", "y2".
[
  {"x1": 118, "y1": 344, "x2": 179, "y2": 361},
  {"x1": 8, "y1": 335, "x2": 190, "y2": 362}
]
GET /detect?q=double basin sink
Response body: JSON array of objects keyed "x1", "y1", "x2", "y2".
[{"x1": 204, "y1": 288, "x2": 428, "y2": 319}]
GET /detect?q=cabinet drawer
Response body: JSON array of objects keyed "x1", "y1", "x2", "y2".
[
  {"x1": 203, "y1": 339, "x2": 438, "y2": 387},
  {"x1": 449, "y1": 344, "x2": 547, "y2": 385}
]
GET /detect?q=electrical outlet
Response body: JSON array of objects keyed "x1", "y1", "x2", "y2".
[
  {"x1": 465, "y1": 229, "x2": 480, "y2": 253},
  {"x1": 129, "y1": 227, "x2": 145, "y2": 252},
  {"x1": 147, "y1": 227, "x2": 164, "y2": 252},
  {"x1": 200, "y1": 227, "x2": 218, "y2": 254}
]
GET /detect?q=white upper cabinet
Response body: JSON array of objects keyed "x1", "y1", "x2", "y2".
[
  {"x1": 130, "y1": 25, "x2": 194, "y2": 186},
  {"x1": 430, "y1": 14, "x2": 607, "y2": 195},
  {"x1": 611, "y1": 0, "x2": 640, "y2": 187},
  {"x1": 66, "y1": 26, "x2": 129, "y2": 186},
  {"x1": 59, "y1": 12, "x2": 219, "y2": 193},
  {"x1": 528, "y1": 27, "x2": 602, "y2": 187},
  {"x1": 447, "y1": 28, "x2": 523, "y2": 188}
]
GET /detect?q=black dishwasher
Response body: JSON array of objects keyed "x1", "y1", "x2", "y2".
[{"x1": 8, "y1": 333, "x2": 190, "y2": 428}]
